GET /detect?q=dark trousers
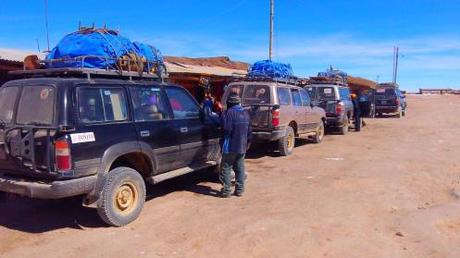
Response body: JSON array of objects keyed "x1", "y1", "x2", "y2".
[{"x1": 220, "y1": 153, "x2": 246, "y2": 194}]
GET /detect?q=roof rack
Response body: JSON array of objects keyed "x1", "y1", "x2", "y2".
[
  {"x1": 231, "y1": 75, "x2": 299, "y2": 86},
  {"x1": 308, "y1": 76, "x2": 348, "y2": 86},
  {"x1": 9, "y1": 55, "x2": 168, "y2": 82}
]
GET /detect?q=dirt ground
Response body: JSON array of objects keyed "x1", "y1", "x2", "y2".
[{"x1": 1, "y1": 95, "x2": 459, "y2": 258}]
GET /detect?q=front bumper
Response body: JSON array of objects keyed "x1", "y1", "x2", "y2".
[
  {"x1": 252, "y1": 129, "x2": 286, "y2": 142},
  {"x1": 0, "y1": 173, "x2": 97, "y2": 199}
]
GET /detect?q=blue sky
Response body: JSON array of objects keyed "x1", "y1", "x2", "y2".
[{"x1": 1, "y1": 0, "x2": 460, "y2": 91}]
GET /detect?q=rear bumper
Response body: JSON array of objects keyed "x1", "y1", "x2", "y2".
[
  {"x1": 252, "y1": 129, "x2": 286, "y2": 142},
  {"x1": 0, "y1": 173, "x2": 97, "y2": 199},
  {"x1": 375, "y1": 106, "x2": 398, "y2": 113},
  {"x1": 326, "y1": 116, "x2": 346, "y2": 128}
]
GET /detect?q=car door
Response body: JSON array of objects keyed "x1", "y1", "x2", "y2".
[
  {"x1": 165, "y1": 86, "x2": 217, "y2": 167},
  {"x1": 290, "y1": 88, "x2": 308, "y2": 133},
  {"x1": 129, "y1": 85, "x2": 181, "y2": 173},
  {"x1": 74, "y1": 85, "x2": 138, "y2": 172},
  {"x1": 299, "y1": 88, "x2": 318, "y2": 130}
]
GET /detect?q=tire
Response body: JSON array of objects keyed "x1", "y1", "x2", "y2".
[
  {"x1": 279, "y1": 126, "x2": 295, "y2": 156},
  {"x1": 0, "y1": 192, "x2": 6, "y2": 203},
  {"x1": 338, "y1": 115, "x2": 349, "y2": 135},
  {"x1": 396, "y1": 108, "x2": 402, "y2": 118},
  {"x1": 97, "y1": 167, "x2": 146, "y2": 227},
  {"x1": 312, "y1": 121, "x2": 325, "y2": 144}
]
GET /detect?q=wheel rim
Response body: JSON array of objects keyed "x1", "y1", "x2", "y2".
[
  {"x1": 287, "y1": 133, "x2": 294, "y2": 149},
  {"x1": 114, "y1": 182, "x2": 138, "y2": 215},
  {"x1": 318, "y1": 124, "x2": 324, "y2": 140}
]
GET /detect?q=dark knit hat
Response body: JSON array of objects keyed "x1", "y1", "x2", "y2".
[{"x1": 227, "y1": 93, "x2": 241, "y2": 104}]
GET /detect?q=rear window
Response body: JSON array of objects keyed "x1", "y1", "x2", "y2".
[
  {"x1": 317, "y1": 87, "x2": 335, "y2": 101},
  {"x1": 16, "y1": 86, "x2": 55, "y2": 125},
  {"x1": 78, "y1": 87, "x2": 128, "y2": 123},
  {"x1": 277, "y1": 87, "x2": 291, "y2": 105},
  {"x1": 0, "y1": 87, "x2": 19, "y2": 124},
  {"x1": 376, "y1": 88, "x2": 396, "y2": 97},
  {"x1": 243, "y1": 85, "x2": 271, "y2": 105}
]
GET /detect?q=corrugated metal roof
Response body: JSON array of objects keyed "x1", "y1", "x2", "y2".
[
  {"x1": 165, "y1": 62, "x2": 247, "y2": 77},
  {"x1": 0, "y1": 48, "x2": 42, "y2": 63}
]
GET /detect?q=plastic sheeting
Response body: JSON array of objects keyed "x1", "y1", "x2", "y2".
[
  {"x1": 248, "y1": 60, "x2": 294, "y2": 79},
  {"x1": 45, "y1": 28, "x2": 164, "y2": 71},
  {"x1": 317, "y1": 67, "x2": 347, "y2": 82}
]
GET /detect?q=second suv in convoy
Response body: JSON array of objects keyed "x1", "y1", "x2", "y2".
[
  {"x1": 0, "y1": 72, "x2": 221, "y2": 226},
  {"x1": 223, "y1": 78, "x2": 326, "y2": 156},
  {"x1": 305, "y1": 84, "x2": 354, "y2": 134},
  {"x1": 375, "y1": 83, "x2": 407, "y2": 118}
]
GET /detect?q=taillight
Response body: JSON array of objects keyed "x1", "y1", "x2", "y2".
[
  {"x1": 395, "y1": 98, "x2": 400, "y2": 105},
  {"x1": 336, "y1": 102, "x2": 344, "y2": 114},
  {"x1": 55, "y1": 139, "x2": 72, "y2": 172},
  {"x1": 272, "y1": 109, "x2": 280, "y2": 127}
]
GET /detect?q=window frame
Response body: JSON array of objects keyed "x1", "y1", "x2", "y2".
[
  {"x1": 129, "y1": 85, "x2": 173, "y2": 122},
  {"x1": 0, "y1": 86, "x2": 21, "y2": 125},
  {"x1": 165, "y1": 86, "x2": 201, "y2": 120},
  {"x1": 290, "y1": 88, "x2": 303, "y2": 107},
  {"x1": 76, "y1": 85, "x2": 130, "y2": 125},
  {"x1": 277, "y1": 87, "x2": 292, "y2": 106},
  {"x1": 16, "y1": 84, "x2": 57, "y2": 126}
]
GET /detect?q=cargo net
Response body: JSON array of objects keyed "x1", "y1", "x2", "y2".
[
  {"x1": 35, "y1": 27, "x2": 167, "y2": 77},
  {"x1": 310, "y1": 66, "x2": 348, "y2": 86},
  {"x1": 248, "y1": 60, "x2": 295, "y2": 80}
]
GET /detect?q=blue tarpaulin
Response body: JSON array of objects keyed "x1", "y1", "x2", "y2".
[
  {"x1": 45, "y1": 28, "x2": 164, "y2": 71},
  {"x1": 248, "y1": 60, "x2": 294, "y2": 79}
]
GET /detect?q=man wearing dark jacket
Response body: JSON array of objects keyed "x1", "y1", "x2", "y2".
[{"x1": 220, "y1": 93, "x2": 252, "y2": 198}]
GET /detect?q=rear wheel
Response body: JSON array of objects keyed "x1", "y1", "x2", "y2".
[
  {"x1": 338, "y1": 115, "x2": 349, "y2": 135},
  {"x1": 279, "y1": 126, "x2": 295, "y2": 156},
  {"x1": 97, "y1": 167, "x2": 146, "y2": 227},
  {"x1": 0, "y1": 192, "x2": 6, "y2": 203},
  {"x1": 312, "y1": 121, "x2": 325, "y2": 144},
  {"x1": 396, "y1": 108, "x2": 402, "y2": 118}
]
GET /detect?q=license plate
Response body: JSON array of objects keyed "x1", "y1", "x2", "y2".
[{"x1": 381, "y1": 100, "x2": 387, "y2": 104}]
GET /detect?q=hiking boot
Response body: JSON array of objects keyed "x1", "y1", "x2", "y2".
[{"x1": 220, "y1": 191, "x2": 231, "y2": 198}]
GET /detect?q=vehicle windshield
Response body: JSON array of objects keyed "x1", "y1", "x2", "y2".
[
  {"x1": 316, "y1": 86, "x2": 336, "y2": 101},
  {"x1": 243, "y1": 85, "x2": 271, "y2": 105},
  {"x1": 375, "y1": 88, "x2": 396, "y2": 98},
  {"x1": 16, "y1": 86, "x2": 55, "y2": 126},
  {"x1": 0, "y1": 86, "x2": 19, "y2": 124}
]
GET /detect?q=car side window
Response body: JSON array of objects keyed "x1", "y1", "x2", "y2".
[
  {"x1": 277, "y1": 87, "x2": 291, "y2": 105},
  {"x1": 165, "y1": 87, "x2": 200, "y2": 119},
  {"x1": 78, "y1": 87, "x2": 128, "y2": 123},
  {"x1": 339, "y1": 88, "x2": 351, "y2": 100},
  {"x1": 306, "y1": 87, "x2": 316, "y2": 100},
  {"x1": 300, "y1": 89, "x2": 311, "y2": 106},
  {"x1": 130, "y1": 87, "x2": 170, "y2": 121},
  {"x1": 291, "y1": 89, "x2": 302, "y2": 106}
]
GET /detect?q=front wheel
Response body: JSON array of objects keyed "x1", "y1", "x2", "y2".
[
  {"x1": 279, "y1": 126, "x2": 295, "y2": 156},
  {"x1": 97, "y1": 167, "x2": 146, "y2": 227},
  {"x1": 312, "y1": 121, "x2": 325, "y2": 144}
]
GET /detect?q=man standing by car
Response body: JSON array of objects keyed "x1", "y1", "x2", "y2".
[{"x1": 220, "y1": 93, "x2": 252, "y2": 198}]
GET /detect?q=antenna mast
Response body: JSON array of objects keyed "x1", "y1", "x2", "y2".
[
  {"x1": 44, "y1": 0, "x2": 50, "y2": 52},
  {"x1": 269, "y1": 0, "x2": 274, "y2": 60}
]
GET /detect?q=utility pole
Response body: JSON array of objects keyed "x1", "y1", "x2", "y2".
[
  {"x1": 392, "y1": 46, "x2": 399, "y2": 84},
  {"x1": 44, "y1": 0, "x2": 50, "y2": 52},
  {"x1": 269, "y1": 0, "x2": 274, "y2": 60}
]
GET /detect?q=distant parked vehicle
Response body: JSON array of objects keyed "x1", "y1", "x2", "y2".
[
  {"x1": 305, "y1": 82, "x2": 354, "y2": 135},
  {"x1": 223, "y1": 78, "x2": 326, "y2": 156},
  {"x1": 375, "y1": 83, "x2": 407, "y2": 118}
]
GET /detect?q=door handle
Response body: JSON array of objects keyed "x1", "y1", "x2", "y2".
[{"x1": 180, "y1": 127, "x2": 188, "y2": 133}]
